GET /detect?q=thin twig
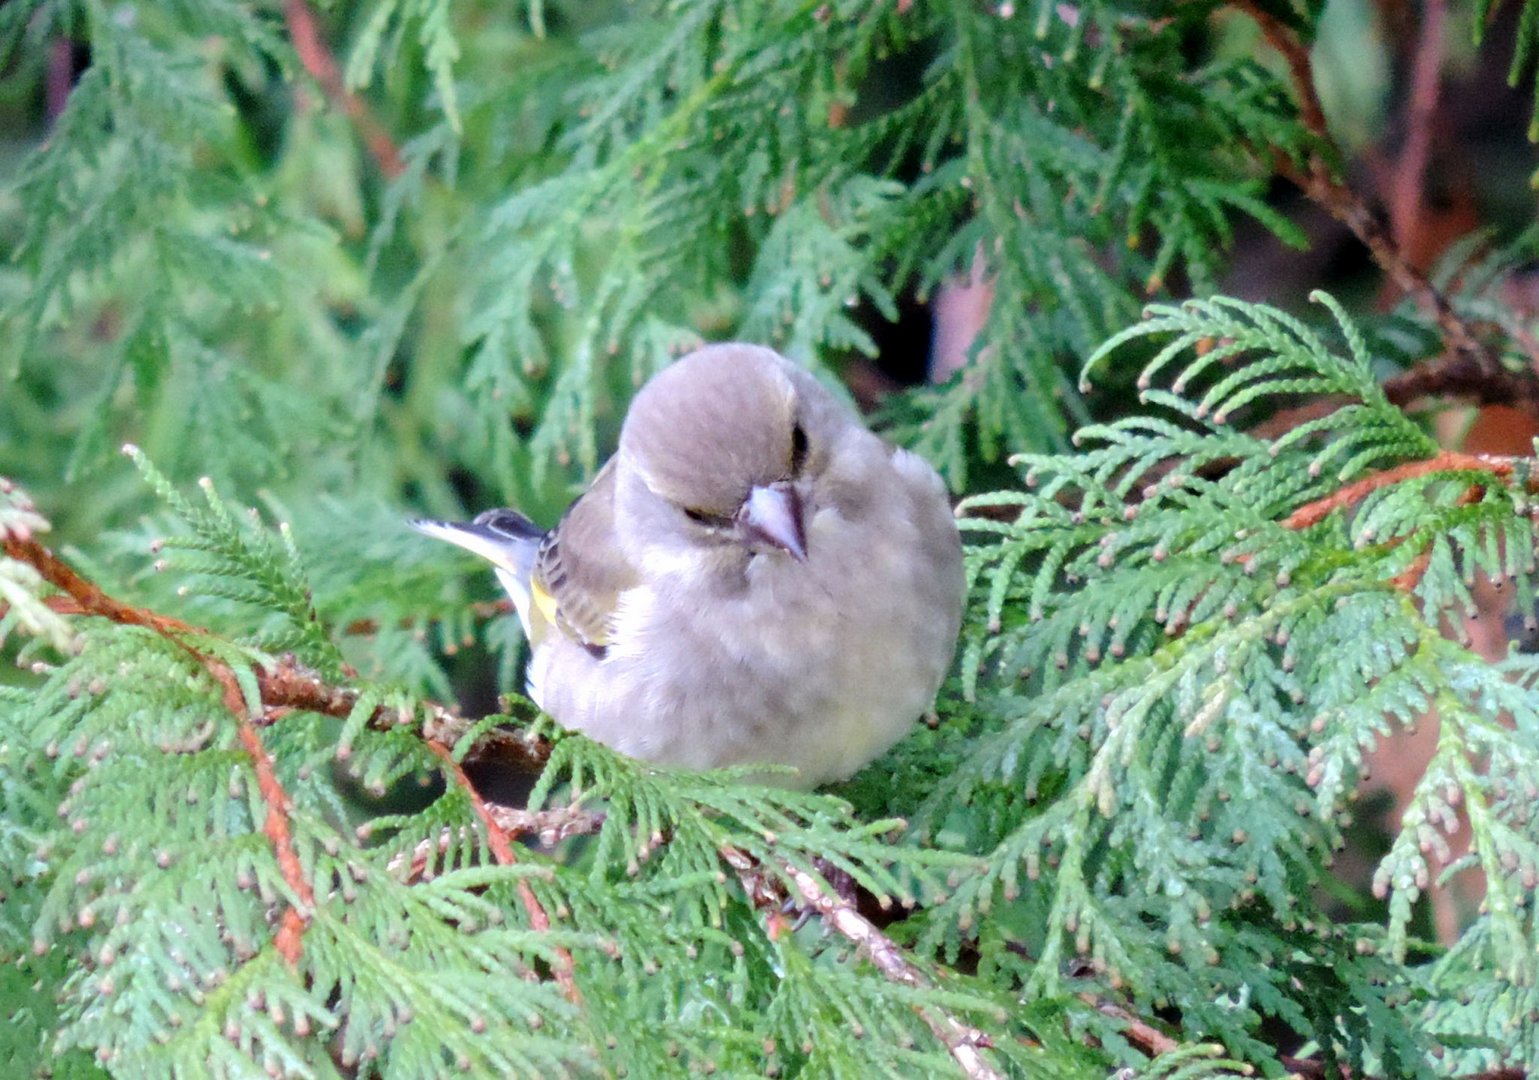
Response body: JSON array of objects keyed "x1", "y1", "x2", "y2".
[
  {"x1": 722, "y1": 847, "x2": 1006, "y2": 1080},
  {"x1": 1, "y1": 534, "x2": 551, "y2": 771},
  {"x1": 426, "y1": 742, "x2": 581, "y2": 1003},
  {"x1": 387, "y1": 805, "x2": 604, "y2": 880},
  {"x1": 1245, "y1": 350, "x2": 1535, "y2": 444},
  {"x1": 1388, "y1": 0, "x2": 1447, "y2": 256},
  {"x1": 1079, "y1": 995, "x2": 1179, "y2": 1056},
  {"x1": 1282, "y1": 449, "x2": 1514, "y2": 530},
  {"x1": 489, "y1": 802, "x2": 606, "y2": 846},
  {"x1": 253, "y1": 657, "x2": 552, "y2": 775},
  {"x1": 284, "y1": 0, "x2": 406, "y2": 178},
  {"x1": 1, "y1": 532, "x2": 556, "y2": 964},
  {"x1": 2, "y1": 536, "x2": 193, "y2": 636},
  {"x1": 228, "y1": 685, "x2": 316, "y2": 966},
  {"x1": 1234, "y1": 0, "x2": 1539, "y2": 418},
  {"x1": 2, "y1": 534, "x2": 320, "y2": 965}
]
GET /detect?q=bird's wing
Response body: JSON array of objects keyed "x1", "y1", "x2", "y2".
[{"x1": 532, "y1": 459, "x2": 639, "y2": 652}]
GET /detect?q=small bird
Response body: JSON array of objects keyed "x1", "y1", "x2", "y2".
[{"x1": 413, "y1": 344, "x2": 964, "y2": 788}]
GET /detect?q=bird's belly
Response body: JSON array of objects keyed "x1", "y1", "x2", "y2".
[{"x1": 530, "y1": 535, "x2": 949, "y2": 788}]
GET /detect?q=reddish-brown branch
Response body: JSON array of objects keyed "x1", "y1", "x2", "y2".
[
  {"x1": 1081, "y1": 995, "x2": 1178, "y2": 1056},
  {"x1": 5, "y1": 535, "x2": 320, "y2": 961},
  {"x1": 284, "y1": 0, "x2": 406, "y2": 179},
  {"x1": 1389, "y1": 548, "x2": 1434, "y2": 594},
  {"x1": 1231, "y1": 1, "x2": 1331, "y2": 162},
  {"x1": 3, "y1": 531, "x2": 559, "y2": 967},
  {"x1": 210, "y1": 634, "x2": 318, "y2": 966},
  {"x1": 1283, "y1": 450, "x2": 1512, "y2": 530},
  {"x1": 254, "y1": 662, "x2": 551, "y2": 775},
  {"x1": 427, "y1": 741, "x2": 579, "y2": 1002},
  {"x1": 1388, "y1": 0, "x2": 1447, "y2": 256},
  {"x1": 1235, "y1": 0, "x2": 1539, "y2": 419},
  {"x1": 3, "y1": 536, "x2": 553, "y2": 775},
  {"x1": 3, "y1": 536, "x2": 194, "y2": 636},
  {"x1": 1236, "y1": 0, "x2": 1431, "y2": 310},
  {"x1": 723, "y1": 846, "x2": 1006, "y2": 1080},
  {"x1": 426, "y1": 742, "x2": 519, "y2": 866}
]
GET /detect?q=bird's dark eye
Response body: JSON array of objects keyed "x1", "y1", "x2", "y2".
[
  {"x1": 683, "y1": 507, "x2": 730, "y2": 528},
  {"x1": 790, "y1": 423, "x2": 809, "y2": 473}
]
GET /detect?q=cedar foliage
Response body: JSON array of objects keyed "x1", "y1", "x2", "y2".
[{"x1": 2, "y1": 1, "x2": 1539, "y2": 1077}]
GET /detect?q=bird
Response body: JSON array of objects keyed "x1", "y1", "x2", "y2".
[{"x1": 412, "y1": 343, "x2": 964, "y2": 789}]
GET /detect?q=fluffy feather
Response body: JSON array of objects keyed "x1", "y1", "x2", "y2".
[{"x1": 414, "y1": 344, "x2": 964, "y2": 788}]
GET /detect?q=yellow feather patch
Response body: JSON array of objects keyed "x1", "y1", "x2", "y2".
[{"x1": 529, "y1": 576, "x2": 561, "y2": 647}]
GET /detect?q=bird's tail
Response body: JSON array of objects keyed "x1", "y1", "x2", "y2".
[{"x1": 410, "y1": 510, "x2": 546, "y2": 640}]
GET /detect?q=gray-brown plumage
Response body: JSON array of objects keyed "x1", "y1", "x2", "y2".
[{"x1": 412, "y1": 344, "x2": 964, "y2": 788}]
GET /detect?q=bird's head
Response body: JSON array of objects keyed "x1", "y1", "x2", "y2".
[{"x1": 616, "y1": 344, "x2": 847, "y2": 567}]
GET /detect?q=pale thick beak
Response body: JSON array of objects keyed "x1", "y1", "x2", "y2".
[{"x1": 737, "y1": 482, "x2": 807, "y2": 562}]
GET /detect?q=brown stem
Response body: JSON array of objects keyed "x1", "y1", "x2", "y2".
[
  {"x1": 2, "y1": 536, "x2": 552, "y2": 774},
  {"x1": 255, "y1": 662, "x2": 551, "y2": 774},
  {"x1": 2, "y1": 532, "x2": 559, "y2": 966},
  {"x1": 4, "y1": 534, "x2": 320, "y2": 962},
  {"x1": 1283, "y1": 449, "x2": 1513, "y2": 530},
  {"x1": 1388, "y1": 0, "x2": 1447, "y2": 256},
  {"x1": 1080, "y1": 995, "x2": 1178, "y2": 1056},
  {"x1": 426, "y1": 742, "x2": 580, "y2": 1002},
  {"x1": 722, "y1": 846, "x2": 1006, "y2": 1080},
  {"x1": 3, "y1": 536, "x2": 194, "y2": 636},
  {"x1": 285, "y1": 0, "x2": 406, "y2": 179},
  {"x1": 388, "y1": 805, "x2": 604, "y2": 879},
  {"x1": 1235, "y1": 0, "x2": 1539, "y2": 418},
  {"x1": 231, "y1": 699, "x2": 316, "y2": 966},
  {"x1": 490, "y1": 802, "x2": 606, "y2": 845}
]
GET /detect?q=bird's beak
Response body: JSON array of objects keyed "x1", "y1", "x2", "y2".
[
  {"x1": 410, "y1": 517, "x2": 524, "y2": 572},
  {"x1": 737, "y1": 482, "x2": 807, "y2": 562}
]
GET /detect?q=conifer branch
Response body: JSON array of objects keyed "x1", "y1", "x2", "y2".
[
  {"x1": 782, "y1": 860, "x2": 1003, "y2": 1080},
  {"x1": 230, "y1": 691, "x2": 315, "y2": 966},
  {"x1": 1, "y1": 532, "x2": 553, "y2": 775},
  {"x1": 722, "y1": 846, "x2": 1006, "y2": 1080},
  {"x1": 426, "y1": 740, "x2": 580, "y2": 1003},
  {"x1": 4, "y1": 533, "x2": 322, "y2": 963},
  {"x1": 5, "y1": 528, "x2": 1018, "y2": 1065},
  {"x1": 5, "y1": 520, "x2": 564, "y2": 1001},
  {"x1": 284, "y1": 0, "x2": 406, "y2": 179},
  {"x1": 1235, "y1": 0, "x2": 1539, "y2": 415},
  {"x1": 1081, "y1": 996, "x2": 1179, "y2": 1056},
  {"x1": 1282, "y1": 450, "x2": 1517, "y2": 530},
  {"x1": 2, "y1": 535, "x2": 194, "y2": 637}
]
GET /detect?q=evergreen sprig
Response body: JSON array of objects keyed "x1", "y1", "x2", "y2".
[
  {"x1": 3, "y1": 2, "x2": 1539, "y2": 1077},
  {"x1": 913, "y1": 294, "x2": 1539, "y2": 1076},
  {"x1": 2, "y1": 472, "x2": 1051, "y2": 1077}
]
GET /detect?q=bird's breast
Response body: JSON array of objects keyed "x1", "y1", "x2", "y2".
[{"x1": 535, "y1": 456, "x2": 962, "y2": 788}]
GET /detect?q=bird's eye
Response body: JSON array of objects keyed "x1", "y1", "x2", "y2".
[
  {"x1": 790, "y1": 423, "x2": 809, "y2": 473},
  {"x1": 683, "y1": 507, "x2": 730, "y2": 528}
]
